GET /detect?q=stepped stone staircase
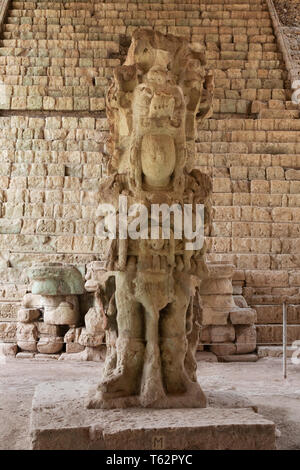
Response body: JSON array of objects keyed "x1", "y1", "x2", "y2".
[{"x1": 0, "y1": 0, "x2": 299, "y2": 351}]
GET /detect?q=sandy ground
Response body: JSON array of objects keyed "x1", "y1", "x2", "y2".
[{"x1": 0, "y1": 357, "x2": 299, "y2": 450}]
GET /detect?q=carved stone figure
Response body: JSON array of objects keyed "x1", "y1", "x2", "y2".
[{"x1": 87, "y1": 29, "x2": 214, "y2": 409}]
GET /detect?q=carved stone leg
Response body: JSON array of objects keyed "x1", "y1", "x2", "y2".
[
  {"x1": 99, "y1": 272, "x2": 145, "y2": 399},
  {"x1": 103, "y1": 331, "x2": 117, "y2": 377},
  {"x1": 160, "y1": 281, "x2": 190, "y2": 393},
  {"x1": 100, "y1": 336, "x2": 144, "y2": 398},
  {"x1": 160, "y1": 281, "x2": 206, "y2": 407},
  {"x1": 140, "y1": 304, "x2": 166, "y2": 407},
  {"x1": 185, "y1": 296, "x2": 201, "y2": 382}
]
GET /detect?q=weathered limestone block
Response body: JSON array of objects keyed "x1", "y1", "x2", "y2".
[
  {"x1": 23, "y1": 264, "x2": 84, "y2": 327},
  {"x1": 35, "y1": 322, "x2": 64, "y2": 338},
  {"x1": 17, "y1": 322, "x2": 38, "y2": 352},
  {"x1": 0, "y1": 322, "x2": 17, "y2": 342},
  {"x1": 78, "y1": 328, "x2": 105, "y2": 348},
  {"x1": 35, "y1": 354, "x2": 60, "y2": 361},
  {"x1": 0, "y1": 342, "x2": 17, "y2": 357},
  {"x1": 245, "y1": 270, "x2": 288, "y2": 288},
  {"x1": 257, "y1": 325, "x2": 300, "y2": 345},
  {"x1": 28, "y1": 264, "x2": 84, "y2": 296},
  {"x1": 59, "y1": 346, "x2": 106, "y2": 362},
  {"x1": 201, "y1": 307, "x2": 230, "y2": 326},
  {"x1": 230, "y1": 308, "x2": 257, "y2": 325},
  {"x1": 257, "y1": 346, "x2": 294, "y2": 359},
  {"x1": 235, "y1": 325, "x2": 257, "y2": 354},
  {"x1": 16, "y1": 352, "x2": 35, "y2": 359},
  {"x1": 210, "y1": 343, "x2": 237, "y2": 356},
  {"x1": 218, "y1": 355, "x2": 258, "y2": 363},
  {"x1": 37, "y1": 337, "x2": 64, "y2": 355},
  {"x1": 200, "y1": 278, "x2": 233, "y2": 295},
  {"x1": 196, "y1": 351, "x2": 218, "y2": 362},
  {"x1": 210, "y1": 325, "x2": 235, "y2": 343},
  {"x1": 200, "y1": 264, "x2": 237, "y2": 326},
  {"x1": 22, "y1": 293, "x2": 42, "y2": 309},
  {"x1": 201, "y1": 294, "x2": 235, "y2": 309},
  {"x1": 200, "y1": 325, "x2": 211, "y2": 344},
  {"x1": 66, "y1": 343, "x2": 85, "y2": 354},
  {"x1": 64, "y1": 327, "x2": 82, "y2": 344},
  {"x1": 199, "y1": 262, "x2": 257, "y2": 355},
  {"x1": 0, "y1": 302, "x2": 19, "y2": 322},
  {"x1": 43, "y1": 300, "x2": 79, "y2": 326},
  {"x1": 233, "y1": 295, "x2": 248, "y2": 309},
  {"x1": 84, "y1": 306, "x2": 106, "y2": 335},
  {"x1": 17, "y1": 308, "x2": 41, "y2": 323}
]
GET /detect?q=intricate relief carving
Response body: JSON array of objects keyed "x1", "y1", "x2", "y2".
[{"x1": 87, "y1": 29, "x2": 214, "y2": 409}]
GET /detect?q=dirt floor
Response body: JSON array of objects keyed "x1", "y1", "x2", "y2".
[{"x1": 0, "y1": 357, "x2": 299, "y2": 450}]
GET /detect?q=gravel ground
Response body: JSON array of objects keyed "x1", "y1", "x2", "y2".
[
  {"x1": 274, "y1": 0, "x2": 300, "y2": 27},
  {"x1": 0, "y1": 357, "x2": 299, "y2": 450}
]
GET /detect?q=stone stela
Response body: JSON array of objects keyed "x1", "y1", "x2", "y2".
[{"x1": 86, "y1": 29, "x2": 214, "y2": 409}]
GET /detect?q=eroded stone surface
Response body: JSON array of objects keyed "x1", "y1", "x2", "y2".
[
  {"x1": 27, "y1": 264, "x2": 84, "y2": 296},
  {"x1": 37, "y1": 337, "x2": 64, "y2": 355},
  {"x1": 86, "y1": 29, "x2": 214, "y2": 409},
  {"x1": 0, "y1": 342, "x2": 17, "y2": 357},
  {"x1": 0, "y1": 322, "x2": 17, "y2": 342},
  {"x1": 30, "y1": 381, "x2": 276, "y2": 450}
]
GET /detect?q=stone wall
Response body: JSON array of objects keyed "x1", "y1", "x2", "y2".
[{"x1": 0, "y1": 0, "x2": 300, "y2": 348}]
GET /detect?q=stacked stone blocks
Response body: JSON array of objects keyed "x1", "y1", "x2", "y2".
[{"x1": 0, "y1": 0, "x2": 299, "y2": 355}]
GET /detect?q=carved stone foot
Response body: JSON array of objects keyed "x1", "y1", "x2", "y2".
[{"x1": 100, "y1": 367, "x2": 139, "y2": 398}]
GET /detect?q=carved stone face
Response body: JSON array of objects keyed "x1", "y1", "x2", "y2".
[
  {"x1": 132, "y1": 68, "x2": 184, "y2": 131},
  {"x1": 141, "y1": 134, "x2": 176, "y2": 188}
]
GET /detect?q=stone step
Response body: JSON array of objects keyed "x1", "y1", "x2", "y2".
[
  {"x1": 10, "y1": 1, "x2": 268, "y2": 11},
  {"x1": 1, "y1": 32, "x2": 278, "y2": 49},
  {"x1": 254, "y1": 304, "x2": 300, "y2": 324},
  {"x1": 3, "y1": 133, "x2": 300, "y2": 154},
  {"x1": 0, "y1": 39, "x2": 120, "y2": 51},
  {"x1": 3, "y1": 23, "x2": 275, "y2": 36},
  {"x1": 0, "y1": 95, "x2": 105, "y2": 112},
  {"x1": 215, "y1": 81, "x2": 288, "y2": 91},
  {"x1": 0, "y1": 82, "x2": 290, "y2": 103},
  {"x1": 0, "y1": 83, "x2": 106, "y2": 96},
  {"x1": 207, "y1": 59, "x2": 285, "y2": 70},
  {"x1": 8, "y1": 8, "x2": 271, "y2": 19},
  {"x1": 6, "y1": 14, "x2": 272, "y2": 26},
  {"x1": 218, "y1": 354, "x2": 258, "y2": 362},
  {"x1": 198, "y1": 130, "x2": 300, "y2": 143},
  {"x1": 211, "y1": 194, "x2": 300, "y2": 208},
  {"x1": 206, "y1": 236, "x2": 300, "y2": 254},
  {"x1": 197, "y1": 152, "x2": 300, "y2": 167},
  {"x1": 201, "y1": 119, "x2": 300, "y2": 131},
  {"x1": 211, "y1": 206, "x2": 300, "y2": 221},
  {"x1": 207, "y1": 51, "x2": 282, "y2": 60},
  {"x1": 196, "y1": 142, "x2": 300, "y2": 154},
  {"x1": 0, "y1": 60, "x2": 285, "y2": 79},
  {"x1": 0, "y1": 73, "x2": 110, "y2": 85},
  {"x1": 257, "y1": 345, "x2": 295, "y2": 358},
  {"x1": 0, "y1": 56, "x2": 117, "y2": 67},
  {"x1": 259, "y1": 109, "x2": 300, "y2": 119},
  {"x1": 211, "y1": 220, "x2": 300, "y2": 236},
  {"x1": 2, "y1": 31, "x2": 121, "y2": 41},
  {"x1": 256, "y1": 324, "x2": 300, "y2": 345},
  {"x1": 215, "y1": 66, "x2": 287, "y2": 76},
  {"x1": 0, "y1": 48, "x2": 118, "y2": 60},
  {"x1": 13, "y1": 0, "x2": 266, "y2": 4}
]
